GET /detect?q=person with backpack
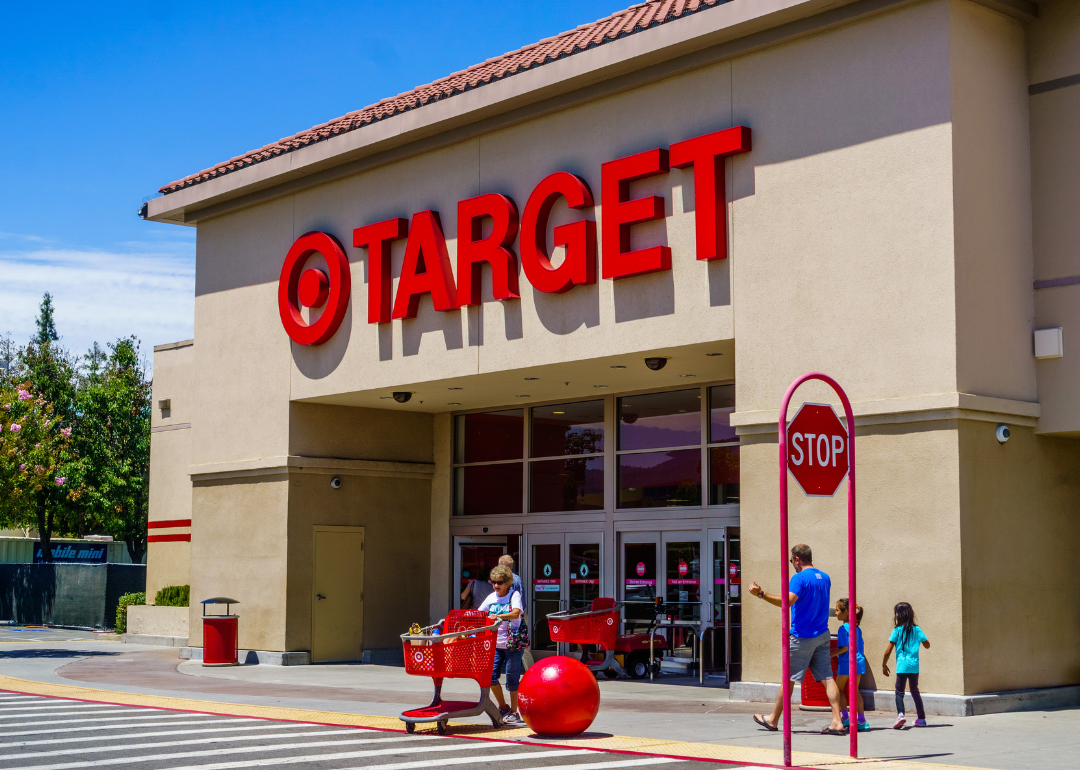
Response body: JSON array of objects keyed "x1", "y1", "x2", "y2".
[
  {"x1": 882, "y1": 601, "x2": 930, "y2": 728},
  {"x1": 478, "y1": 564, "x2": 527, "y2": 726}
]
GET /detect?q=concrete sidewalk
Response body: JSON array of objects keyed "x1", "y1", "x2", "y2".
[{"x1": 0, "y1": 638, "x2": 1075, "y2": 770}]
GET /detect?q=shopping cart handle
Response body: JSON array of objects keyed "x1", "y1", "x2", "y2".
[{"x1": 547, "y1": 603, "x2": 625, "y2": 620}]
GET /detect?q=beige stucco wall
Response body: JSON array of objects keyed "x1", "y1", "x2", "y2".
[
  {"x1": 188, "y1": 477, "x2": 289, "y2": 650},
  {"x1": 285, "y1": 471, "x2": 432, "y2": 652},
  {"x1": 1028, "y1": 0, "x2": 1080, "y2": 436},
  {"x1": 148, "y1": 341, "x2": 194, "y2": 602},
  {"x1": 741, "y1": 421, "x2": 966, "y2": 695},
  {"x1": 128, "y1": 605, "x2": 189, "y2": 638},
  {"x1": 958, "y1": 422, "x2": 1080, "y2": 693}
]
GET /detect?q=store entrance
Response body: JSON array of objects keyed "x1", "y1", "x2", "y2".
[
  {"x1": 619, "y1": 531, "x2": 705, "y2": 674},
  {"x1": 525, "y1": 532, "x2": 603, "y2": 657},
  {"x1": 705, "y1": 527, "x2": 742, "y2": 684},
  {"x1": 454, "y1": 536, "x2": 512, "y2": 611}
]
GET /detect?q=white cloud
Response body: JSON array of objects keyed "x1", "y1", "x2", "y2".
[{"x1": 0, "y1": 242, "x2": 195, "y2": 366}]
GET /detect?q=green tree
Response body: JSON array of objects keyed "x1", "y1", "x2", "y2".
[
  {"x1": 72, "y1": 338, "x2": 151, "y2": 563},
  {"x1": 0, "y1": 382, "x2": 77, "y2": 561},
  {"x1": 34, "y1": 293, "x2": 59, "y2": 345}
]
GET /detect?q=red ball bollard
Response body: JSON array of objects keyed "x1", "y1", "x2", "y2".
[{"x1": 517, "y1": 656, "x2": 600, "y2": 737}]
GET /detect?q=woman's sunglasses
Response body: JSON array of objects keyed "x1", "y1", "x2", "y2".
[{"x1": 490, "y1": 579, "x2": 509, "y2": 585}]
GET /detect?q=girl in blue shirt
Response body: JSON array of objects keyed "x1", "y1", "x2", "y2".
[
  {"x1": 833, "y1": 598, "x2": 867, "y2": 732},
  {"x1": 882, "y1": 602, "x2": 930, "y2": 728}
]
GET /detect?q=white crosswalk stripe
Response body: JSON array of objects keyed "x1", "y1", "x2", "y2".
[
  {"x1": 0, "y1": 708, "x2": 144, "y2": 719},
  {"x1": 0, "y1": 727, "x2": 357, "y2": 758},
  {"x1": 0, "y1": 713, "x2": 211, "y2": 728},
  {"x1": 0, "y1": 693, "x2": 700, "y2": 770},
  {"x1": 0, "y1": 703, "x2": 119, "y2": 711},
  {"x1": 8, "y1": 734, "x2": 426, "y2": 770},
  {"x1": 0, "y1": 717, "x2": 247, "y2": 738},
  {"x1": 0, "y1": 722, "x2": 322, "y2": 747}
]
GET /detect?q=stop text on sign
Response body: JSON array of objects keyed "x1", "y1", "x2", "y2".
[
  {"x1": 786, "y1": 402, "x2": 849, "y2": 497},
  {"x1": 278, "y1": 126, "x2": 752, "y2": 345}
]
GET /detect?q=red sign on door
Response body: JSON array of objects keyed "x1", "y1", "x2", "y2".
[
  {"x1": 636, "y1": 562, "x2": 646, "y2": 577},
  {"x1": 786, "y1": 403, "x2": 849, "y2": 497},
  {"x1": 677, "y1": 561, "x2": 688, "y2": 577}
]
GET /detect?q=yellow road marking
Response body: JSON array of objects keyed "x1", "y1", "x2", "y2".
[{"x1": 0, "y1": 674, "x2": 996, "y2": 770}]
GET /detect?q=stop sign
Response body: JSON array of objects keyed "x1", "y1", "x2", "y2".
[{"x1": 786, "y1": 403, "x2": 849, "y2": 496}]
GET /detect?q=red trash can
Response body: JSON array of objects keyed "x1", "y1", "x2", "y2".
[
  {"x1": 799, "y1": 636, "x2": 838, "y2": 711},
  {"x1": 201, "y1": 597, "x2": 239, "y2": 666}
]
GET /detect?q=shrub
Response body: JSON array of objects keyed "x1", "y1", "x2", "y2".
[
  {"x1": 155, "y1": 584, "x2": 189, "y2": 607},
  {"x1": 115, "y1": 592, "x2": 145, "y2": 634}
]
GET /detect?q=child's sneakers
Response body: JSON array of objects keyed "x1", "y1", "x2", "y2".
[
  {"x1": 914, "y1": 719, "x2": 927, "y2": 727},
  {"x1": 841, "y1": 715, "x2": 850, "y2": 729},
  {"x1": 501, "y1": 712, "x2": 524, "y2": 727},
  {"x1": 893, "y1": 714, "x2": 906, "y2": 729},
  {"x1": 857, "y1": 720, "x2": 870, "y2": 732}
]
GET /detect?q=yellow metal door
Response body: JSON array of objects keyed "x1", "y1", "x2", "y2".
[{"x1": 312, "y1": 526, "x2": 364, "y2": 663}]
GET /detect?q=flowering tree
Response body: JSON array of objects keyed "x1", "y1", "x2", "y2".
[{"x1": 0, "y1": 383, "x2": 76, "y2": 562}]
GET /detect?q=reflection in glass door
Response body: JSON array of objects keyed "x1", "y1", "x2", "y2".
[
  {"x1": 455, "y1": 539, "x2": 506, "y2": 611},
  {"x1": 621, "y1": 536, "x2": 658, "y2": 633},
  {"x1": 531, "y1": 541, "x2": 562, "y2": 652},
  {"x1": 568, "y1": 542, "x2": 600, "y2": 612}
]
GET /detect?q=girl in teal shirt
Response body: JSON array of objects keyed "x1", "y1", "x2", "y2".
[{"x1": 882, "y1": 602, "x2": 930, "y2": 729}]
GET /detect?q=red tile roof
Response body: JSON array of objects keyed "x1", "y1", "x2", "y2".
[{"x1": 160, "y1": 0, "x2": 732, "y2": 195}]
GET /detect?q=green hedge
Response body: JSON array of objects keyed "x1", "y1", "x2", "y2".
[
  {"x1": 155, "y1": 584, "x2": 190, "y2": 607},
  {"x1": 115, "y1": 592, "x2": 145, "y2": 634}
]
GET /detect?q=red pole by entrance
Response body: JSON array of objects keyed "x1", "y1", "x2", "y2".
[{"x1": 778, "y1": 373, "x2": 857, "y2": 766}]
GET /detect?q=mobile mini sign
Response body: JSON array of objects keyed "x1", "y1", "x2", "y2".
[{"x1": 278, "y1": 126, "x2": 752, "y2": 345}]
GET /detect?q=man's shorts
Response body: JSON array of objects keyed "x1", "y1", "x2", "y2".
[{"x1": 789, "y1": 631, "x2": 833, "y2": 683}]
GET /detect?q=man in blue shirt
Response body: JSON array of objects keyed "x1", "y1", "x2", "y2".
[{"x1": 749, "y1": 544, "x2": 845, "y2": 735}]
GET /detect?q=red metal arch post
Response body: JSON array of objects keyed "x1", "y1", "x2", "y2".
[{"x1": 778, "y1": 373, "x2": 857, "y2": 766}]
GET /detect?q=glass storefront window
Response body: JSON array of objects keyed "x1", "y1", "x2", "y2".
[
  {"x1": 709, "y1": 385, "x2": 737, "y2": 443},
  {"x1": 618, "y1": 448, "x2": 701, "y2": 508},
  {"x1": 454, "y1": 409, "x2": 523, "y2": 464},
  {"x1": 454, "y1": 463, "x2": 523, "y2": 516},
  {"x1": 451, "y1": 385, "x2": 737, "y2": 514},
  {"x1": 618, "y1": 389, "x2": 701, "y2": 450},
  {"x1": 530, "y1": 457, "x2": 604, "y2": 512},
  {"x1": 709, "y1": 446, "x2": 740, "y2": 505},
  {"x1": 532, "y1": 400, "x2": 605, "y2": 457},
  {"x1": 708, "y1": 385, "x2": 740, "y2": 505},
  {"x1": 623, "y1": 541, "x2": 656, "y2": 632}
]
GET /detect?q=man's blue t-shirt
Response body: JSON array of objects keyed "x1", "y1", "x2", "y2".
[
  {"x1": 890, "y1": 625, "x2": 928, "y2": 673},
  {"x1": 789, "y1": 568, "x2": 831, "y2": 638},
  {"x1": 837, "y1": 622, "x2": 865, "y2": 673}
]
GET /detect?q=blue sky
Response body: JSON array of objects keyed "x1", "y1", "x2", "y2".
[{"x1": 0, "y1": 0, "x2": 629, "y2": 361}]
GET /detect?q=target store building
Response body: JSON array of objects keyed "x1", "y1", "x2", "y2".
[{"x1": 142, "y1": 0, "x2": 1080, "y2": 703}]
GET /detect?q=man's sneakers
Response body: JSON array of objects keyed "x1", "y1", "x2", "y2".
[
  {"x1": 914, "y1": 718, "x2": 928, "y2": 727},
  {"x1": 893, "y1": 714, "x2": 907, "y2": 729}
]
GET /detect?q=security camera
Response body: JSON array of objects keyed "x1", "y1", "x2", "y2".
[
  {"x1": 996, "y1": 425, "x2": 1010, "y2": 444},
  {"x1": 392, "y1": 392, "x2": 413, "y2": 403},
  {"x1": 644, "y1": 357, "x2": 669, "y2": 371},
  {"x1": 330, "y1": 477, "x2": 342, "y2": 489}
]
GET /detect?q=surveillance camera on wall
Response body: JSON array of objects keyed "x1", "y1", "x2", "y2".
[
  {"x1": 644, "y1": 357, "x2": 669, "y2": 371},
  {"x1": 996, "y1": 425, "x2": 1010, "y2": 444},
  {"x1": 392, "y1": 392, "x2": 413, "y2": 403},
  {"x1": 330, "y1": 476, "x2": 342, "y2": 489}
]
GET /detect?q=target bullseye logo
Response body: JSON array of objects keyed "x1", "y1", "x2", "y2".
[
  {"x1": 413, "y1": 651, "x2": 423, "y2": 663},
  {"x1": 552, "y1": 626, "x2": 559, "y2": 634},
  {"x1": 606, "y1": 618, "x2": 613, "y2": 626},
  {"x1": 278, "y1": 231, "x2": 352, "y2": 345},
  {"x1": 483, "y1": 640, "x2": 491, "y2": 650}
]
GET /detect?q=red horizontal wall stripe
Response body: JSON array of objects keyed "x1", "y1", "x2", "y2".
[
  {"x1": 148, "y1": 519, "x2": 191, "y2": 529},
  {"x1": 147, "y1": 534, "x2": 191, "y2": 543}
]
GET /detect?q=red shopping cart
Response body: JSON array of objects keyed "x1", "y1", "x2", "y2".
[
  {"x1": 548, "y1": 598, "x2": 627, "y2": 678},
  {"x1": 399, "y1": 610, "x2": 503, "y2": 734}
]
